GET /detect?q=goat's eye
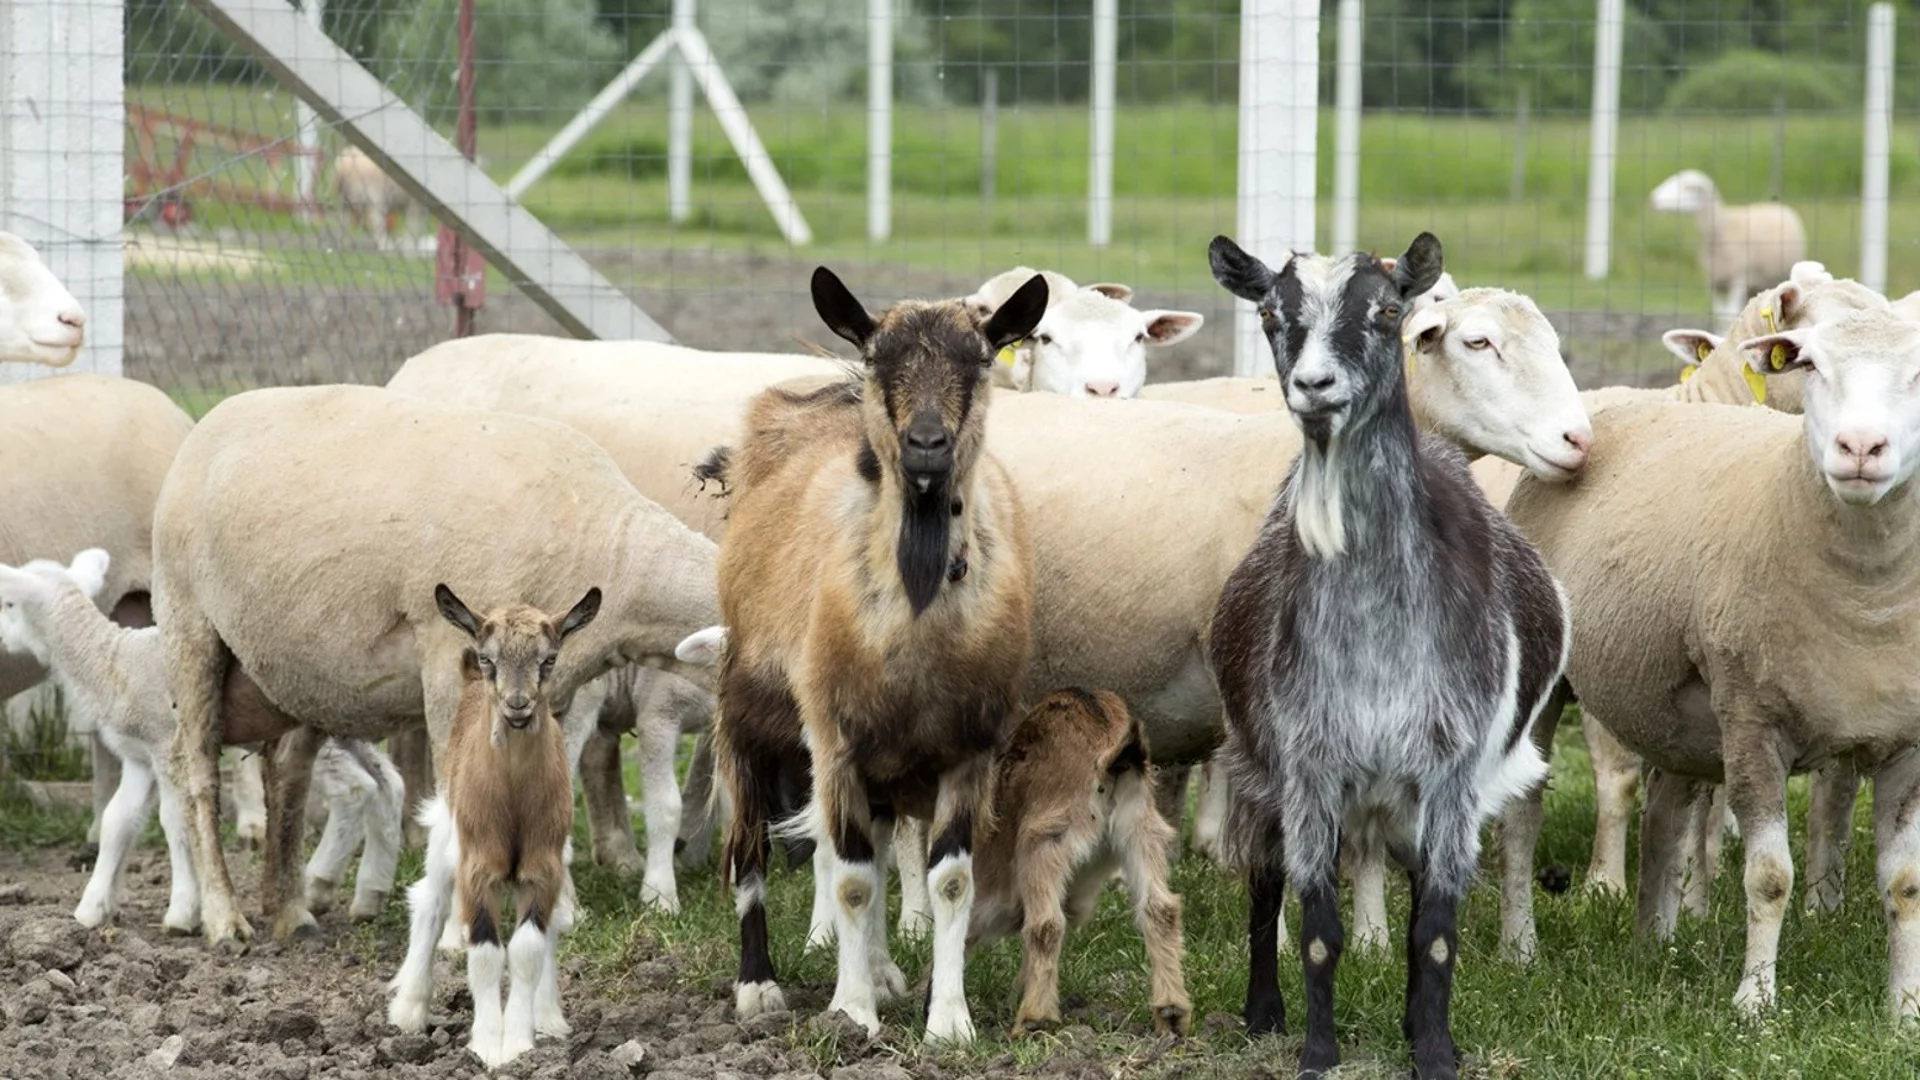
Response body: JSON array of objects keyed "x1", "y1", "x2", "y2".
[
  {"x1": 1381, "y1": 303, "x2": 1402, "y2": 321},
  {"x1": 1464, "y1": 336, "x2": 1491, "y2": 351},
  {"x1": 477, "y1": 656, "x2": 495, "y2": 674},
  {"x1": 540, "y1": 657, "x2": 556, "y2": 676}
]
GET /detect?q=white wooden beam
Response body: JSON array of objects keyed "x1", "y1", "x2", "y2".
[{"x1": 187, "y1": 0, "x2": 670, "y2": 342}]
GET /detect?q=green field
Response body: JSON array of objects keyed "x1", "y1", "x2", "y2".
[{"x1": 127, "y1": 85, "x2": 1920, "y2": 316}]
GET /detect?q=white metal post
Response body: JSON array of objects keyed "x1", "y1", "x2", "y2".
[
  {"x1": 1331, "y1": 0, "x2": 1363, "y2": 254},
  {"x1": 867, "y1": 0, "x2": 893, "y2": 242},
  {"x1": 294, "y1": 0, "x2": 325, "y2": 215},
  {"x1": 668, "y1": 0, "x2": 695, "y2": 223},
  {"x1": 506, "y1": 31, "x2": 678, "y2": 200},
  {"x1": 0, "y1": 0, "x2": 124, "y2": 379},
  {"x1": 1088, "y1": 0, "x2": 1117, "y2": 247},
  {"x1": 1582, "y1": 0, "x2": 1625, "y2": 281},
  {"x1": 1233, "y1": 0, "x2": 1321, "y2": 377},
  {"x1": 1861, "y1": 3, "x2": 1895, "y2": 294}
]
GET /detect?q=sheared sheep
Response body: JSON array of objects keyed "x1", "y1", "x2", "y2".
[
  {"x1": 0, "y1": 232, "x2": 87, "y2": 367},
  {"x1": 335, "y1": 146, "x2": 423, "y2": 250},
  {"x1": 1504, "y1": 306, "x2": 1920, "y2": 1018},
  {"x1": 965, "y1": 269, "x2": 1202, "y2": 398},
  {"x1": 1651, "y1": 169, "x2": 1807, "y2": 323},
  {"x1": 153, "y1": 384, "x2": 718, "y2": 949}
]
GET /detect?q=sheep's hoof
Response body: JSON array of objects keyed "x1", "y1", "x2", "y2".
[
  {"x1": 305, "y1": 878, "x2": 338, "y2": 915},
  {"x1": 203, "y1": 908, "x2": 255, "y2": 953},
  {"x1": 162, "y1": 913, "x2": 200, "y2": 937},
  {"x1": 1153, "y1": 1002, "x2": 1191, "y2": 1037},
  {"x1": 349, "y1": 891, "x2": 390, "y2": 922},
  {"x1": 72, "y1": 901, "x2": 110, "y2": 930},
  {"x1": 272, "y1": 906, "x2": 320, "y2": 942},
  {"x1": 922, "y1": 1007, "x2": 972, "y2": 1046}
]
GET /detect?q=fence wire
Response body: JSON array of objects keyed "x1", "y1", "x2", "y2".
[{"x1": 117, "y1": 0, "x2": 1916, "y2": 413}]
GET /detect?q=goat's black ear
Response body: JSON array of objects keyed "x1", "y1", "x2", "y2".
[
  {"x1": 1393, "y1": 232, "x2": 1445, "y2": 300},
  {"x1": 459, "y1": 647, "x2": 482, "y2": 681},
  {"x1": 812, "y1": 267, "x2": 876, "y2": 349},
  {"x1": 558, "y1": 587, "x2": 602, "y2": 640},
  {"x1": 1209, "y1": 235, "x2": 1276, "y2": 304},
  {"x1": 435, "y1": 584, "x2": 479, "y2": 640},
  {"x1": 983, "y1": 274, "x2": 1048, "y2": 350}
]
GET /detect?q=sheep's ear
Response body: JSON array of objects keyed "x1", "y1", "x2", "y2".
[
  {"x1": 1208, "y1": 235, "x2": 1274, "y2": 304},
  {"x1": 1740, "y1": 329, "x2": 1815, "y2": 375},
  {"x1": 67, "y1": 549, "x2": 110, "y2": 600},
  {"x1": 1662, "y1": 329, "x2": 1722, "y2": 367},
  {"x1": 1393, "y1": 232, "x2": 1445, "y2": 300},
  {"x1": 1140, "y1": 310, "x2": 1204, "y2": 347},
  {"x1": 984, "y1": 274, "x2": 1049, "y2": 350},
  {"x1": 1086, "y1": 282, "x2": 1133, "y2": 303},
  {"x1": 811, "y1": 267, "x2": 876, "y2": 349},
  {"x1": 1402, "y1": 306, "x2": 1448, "y2": 353},
  {"x1": 0, "y1": 564, "x2": 45, "y2": 605},
  {"x1": 435, "y1": 583, "x2": 480, "y2": 640},
  {"x1": 1789, "y1": 261, "x2": 1832, "y2": 289},
  {"x1": 558, "y1": 587, "x2": 601, "y2": 640},
  {"x1": 674, "y1": 625, "x2": 727, "y2": 666}
]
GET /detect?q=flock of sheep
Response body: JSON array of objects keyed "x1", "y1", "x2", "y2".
[{"x1": 4, "y1": 202, "x2": 1920, "y2": 1079}]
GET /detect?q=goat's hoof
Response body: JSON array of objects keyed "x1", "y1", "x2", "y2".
[
  {"x1": 535, "y1": 1010, "x2": 571, "y2": 1038},
  {"x1": 734, "y1": 980, "x2": 786, "y2": 1021},
  {"x1": 388, "y1": 997, "x2": 429, "y2": 1034},
  {"x1": 1011, "y1": 1014, "x2": 1058, "y2": 1037},
  {"x1": 1244, "y1": 999, "x2": 1286, "y2": 1038},
  {"x1": 871, "y1": 961, "x2": 908, "y2": 1004},
  {"x1": 272, "y1": 909, "x2": 320, "y2": 941},
  {"x1": 72, "y1": 902, "x2": 109, "y2": 930},
  {"x1": 1412, "y1": 1040, "x2": 1460, "y2": 1080},
  {"x1": 1153, "y1": 1002, "x2": 1192, "y2": 1037},
  {"x1": 1298, "y1": 1040, "x2": 1339, "y2": 1077},
  {"x1": 640, "y1": 881, "x2": 681, "y2": 915},
  {"x1": 599, "y1": 848, "x2": 644, "y2": 876},
  {"x1": 349, "y1": 891, "x2": 391, "y2": 922},
  {"x1": 162, "y1": 914, "x2": 199, "y2": 937},
  {"x1": 203, "y1": 910, "x2": 255, "y2": 953}
]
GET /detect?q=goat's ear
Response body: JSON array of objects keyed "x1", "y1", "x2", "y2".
[
  {"x1": 812, "y1": 267, "x2": 876, "y2": 349},
  {"x1": 1740, "y1": 329, "x2": 1816, "y2": 375},
  {"x1": 1662, "y1": 329, "x2": 1723, "y2": 366},
  {"x1": 1208, "y1": 235, "x2": 1275, "y2": 304},
  {"x1": 558, "y1": 587, "x2": 601, "y2": 640},
  {"x1": 1086, "y1": 281, "x2": 1133, "y2": 303},
  {"x1": 460, "y1": 646, "x2": 483, "y2": 681},
  {"x1": 1393, "y1": 232, "x2": 1445, "y2": 300},
  {"x1": 984, "y1": 274, "x2": 1049, "y2": 350},
  {"x1": 67, "y1": 549, "x2": 110, "y2": 601},
  {"x1": 435, "y1": 583, "x2": 480, "y2": 640},
  {"x1": 1141, "y1": 310, "x2": 1204, "y2": 346}
]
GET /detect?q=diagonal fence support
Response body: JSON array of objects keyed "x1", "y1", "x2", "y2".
[{"x1": 188, "y1": 0, "x2": 671, "y2": 342}]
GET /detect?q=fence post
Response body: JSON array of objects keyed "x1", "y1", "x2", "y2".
[
  {"x1": 1510, "y1": 84, "x2": 1529, "y2": 202},
  {"x1": 1330, "y1": 0, "x2": 1363, "y2": 255},
  {"x1": 1089, "y1": 0, "x2": 1117, "y2": 247},
  {"x1": 1582, "y1": 0, "x2": 1625, "y2": 281},
  {"x1": 868, "y1": 0, "x2": 892, "y2": 243},
  {"x1": 1233, "y1": 0, "x2": 1320, "y2": 378},
  {"x1": 294, "y1": 0, "x2": 325, "y2": 216},
  {"x1": 981, "y1": 69, "x2": 998, "y2": 209},
  {"x1": 667, "y1": 0, "x2": 695, "y2": 223},
  {"x1": 0, "y1": 0, "x2": 124, "y2": 379},
  {"x1": 1860, "y1": 2, "x2": 1895, "y2": 295}
]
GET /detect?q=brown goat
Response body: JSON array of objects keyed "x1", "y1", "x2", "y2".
[
  {"x1": 709, "y1": 266, "x2": 1048, "y2": 1044},
  {"x1": 386, "y1": 584, "x2": 599, "y2": 1071},
  {"x1": 970, "y1": 688, "x2": 1190, "y2": 1036}
]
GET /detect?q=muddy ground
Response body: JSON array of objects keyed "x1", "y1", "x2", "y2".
[
  {"x1": 0, "y1": 845, "x2": 1211, "y2": 1080},
  {"x1": 124, "y1": 242, "x2": 1673, "y2": 398}
]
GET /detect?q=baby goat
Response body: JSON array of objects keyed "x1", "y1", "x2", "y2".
[
  {"x1": 0, "y1": 549, "x2": 401, "y2": 934},
  {"x1": 387, "y1": 584, "x2": 600, "y2": 1070},
  {"x1": 1207, "y1": 233, "x2": 1570, "y2": 1080}
]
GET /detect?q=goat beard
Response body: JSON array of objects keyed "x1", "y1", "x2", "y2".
[
  {"x1": 897, "y1": 481, "x2": 952, "y2": 617},
  {"x1": 490, "y1": 712, "x2": 509, "y2": 750}
]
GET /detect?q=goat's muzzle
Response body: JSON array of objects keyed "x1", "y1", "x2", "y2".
[
  {"x1": 901, "y1": 415, "x2": 954, "y2": 493},
  {"x1": 502, "y1": 698, "x2": 536, "y2": 729}
]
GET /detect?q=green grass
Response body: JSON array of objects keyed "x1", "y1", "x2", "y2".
[{"x1": 5, "y1": 713, "x2": 1913, "y2": 1074}]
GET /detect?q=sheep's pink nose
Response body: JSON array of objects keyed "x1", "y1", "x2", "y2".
[
  {"x1": 1084, "y1": 380, "x2": 1121, "y2": 398},
  {"x1": 58, "y1": 309, "x2": 85, "y2": 330},
  {"x1": 1837, "y1": 431, "x2": 1889, "y2": 463}
]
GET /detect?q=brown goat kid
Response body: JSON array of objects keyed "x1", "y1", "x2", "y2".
[
  {"x1": 386, "y1": 585, "x2": 600, "y2": 1071},
  {"x1": 970, "y1": 689, "x2": 1191, "y2": 1036},
  {"x1": 710, "y1": 267, "x2": 1048, "y2": 1044}
]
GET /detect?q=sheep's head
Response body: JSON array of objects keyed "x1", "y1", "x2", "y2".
[
  {"x1": 0, "y1": 549, "x2": 111, "y2": 664},
  {"x1": 1400, "y1": 288, "x2": 1592, "y2": 481},
  {"x1": 1020, "y1": 289, "x2": 1203, "y2": 399},
  {"x1": 1209, "y1": 231, "x2": 1444, "y2": 446},
  {"x1": 436, "y1": 584, "x2": 602, "y2": 747},
  {"x1": 0, "y1": 233, "x2": 86, "y2": 368},
  {"x1": 964, "y1": 268, "x2": 1131, "y2": 391},
  {"x1": 1650, "y1": 169, "x2": 1718, "y2": 214},
  {"x1": 812, "y1": 265, "x2": 1047, "y2": 615},
  {"x1": 1743, "y1": 308, "x2": 1920, "y2": 506}
]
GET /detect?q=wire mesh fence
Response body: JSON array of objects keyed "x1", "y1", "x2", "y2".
[{"x1": 114, "y1": 0, "x2": 1918, "y2": 414}]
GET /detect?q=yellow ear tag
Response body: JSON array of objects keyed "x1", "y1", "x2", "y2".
[
  {"x1": 1744, "y1": 366, "x2": 1769, "y2": 404},
  {"x1": 997, "y1": 341, "x2": 1019, "y2": 367},
  {"x1": 1696, "y1": 341, "x2": 1713, "y2": 361},
  {"x1": 1769, "y1": 343, "x2": 1788, "y2": 372},
  {"x1": 1761, "y1": 306, "x2": 1778, "y2": 334},
  {"x1": 1680, "y1": 364, "x2": 1698, "y2": 383}
]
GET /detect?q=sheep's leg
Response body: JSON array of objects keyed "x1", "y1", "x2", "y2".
[
  {"x1": 1634, "y1": 768, "x2": 1703, "y2": 939},
  {"x1": 262, "y1": 727, "x2": 322, "y2": 940},
  {"x1": 1349, "y1": 833, "x2": 1391, "y2": 952},
  {"x1": 231, "y1": 749, "x2": 267, "y2": 850},
  {"x1": 1190, "y1": 755, "x2": 1230, "y2": 863},
  {"x1": 154, "y1": 769, "x2": 201, "y2": 934},
  {"x1": 1804, "y1": 760, "x2": 1860, "y2": 915},
  {"x1": 74, "y1": 757, "x2": 155, "y2": 930},
  {"x1": 1496, "y1": 772, "x2": 1547, "y2": 963},
  {"x1": 388, "y1": 729, "x2": 432, "y2": 852},
  {"x1": 677, "y1": 731, "x2": 721, "y2": 866},
  {"x1": 1150, "y1": 764, "x2": 1189, "y2": 863},
  {"x1": 894, "y1": 815, "x2": 931, "y2": 938},
  {"x1": 579, "y1": 726, "x2": 642, "y2": 874},
  {"x1": 637, "y1": 691, "x2": 686, "y2": 910},
  {"x1": 388, "y1": 798, "x2": 456, "y2": 1033},
  {"x1": 1725, "y1": 729, "x2": 1793, "y2": 1016},
  {"x1": 1111, "y1": 768, "x2": 1190, "y2": 1036},
  {"x1": 1679, "y1": 782, "x2": 1721, "y2": 920},
  {"x1": 165, "y1": 621, "x2": 252, "y2": 950},
  {"x1": 304, "y1": 751, "x2": 368, "y2": 917},
  {"x1": 350, "y1": 749, "x2": 405, "y2": 921},
  {"x1": 1010, "y1": 830, "x2": 1074, "y2": 1035},
  {"x1": 87, "y1": 734, "x2": 120, "y2": 847},
  {"x1": 1583, "y1": 716, "x2": 1641, "y2": 894},
  {"x1": 924, "y1": 754, "x2": 990, "y2": 1045},
  {"x1": 1871, "y1": 750, "x2": 1920, "y2": 1019}
]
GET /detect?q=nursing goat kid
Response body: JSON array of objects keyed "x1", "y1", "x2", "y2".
[
  {"x1": 710, "y1": 268, "x2": 1046, "y2": 1044},
  {"x1": 387, "y1": 585, "x2": 599, "y2": 1069},
  {"x1": 1207, "y1": 233, "x2": 1569, "y2": 1080}
]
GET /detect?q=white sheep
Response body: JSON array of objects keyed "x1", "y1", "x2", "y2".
[
  {"x1": 1504, "y1": 307, "x2": 1920, "y2": 1019},
  {"x1": 335, "y1": 146, "x2": 424, "y2": 250},
  {"x1": 0, "y1": 548, "x2": 401, "y2": 933},
  {"x1": 964, "y1": 267, "x2": 1202, "y2": 398},
  {"x1": 0, "y1": 232, "x2": 87, "y2": 366},
  {"x1": 1651, "y1": 169, "x2": 1807, "y2": 323},
  {"x1": 153, "y1": 384, "x2": 719, "y2": 948}
]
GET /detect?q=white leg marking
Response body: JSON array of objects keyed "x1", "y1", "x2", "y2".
[
  {"x1": 534, "y1": 918, "x2": 570, "y2": 1037},
  {"x1": 827, "y1": 858, "x2": 883, "y2": 1036},
  {"x1": 500, "y1": 921, "x2": 542, "y2": 1063},
  {"x1": 388, "y1": 798, "x2": 455, "y2": 1033},
  {"x1": 806, "y1": 842, "x2": 838, "y2": 950},
  {"x1": 466, "y1": 942, "x2": 508, "y2": 1068},
  {"x1": 924, "y1": 852, "x2": 976, "y2": 1045}
]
